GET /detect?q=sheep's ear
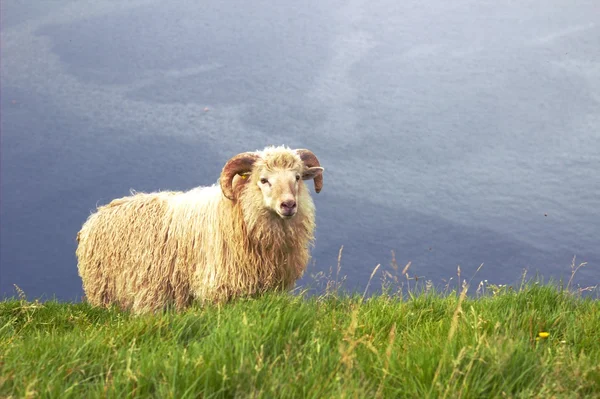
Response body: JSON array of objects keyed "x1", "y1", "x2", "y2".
[
  {"x1": 220, "y1": 153, "x2": 260, "y2": 200},
  {"x1": 302, "y1": 166, "x2": 324, "y2": 194},
  {"x1": 232, "y1": 173, "x2": 252, "y2": 194},
  {"x1": 296, "y1": 149, "x2": 324, "y2": 193},
  {"x1": 302, "y1": 167, "x2": 324, "y2": 181}
]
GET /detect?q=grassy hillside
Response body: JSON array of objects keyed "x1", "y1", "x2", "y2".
[{"x1": 1, "y1": 271, "x2": 599, "y2": 399}]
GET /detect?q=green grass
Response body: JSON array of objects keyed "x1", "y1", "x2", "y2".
[{"x1": 1, "y1": 270, "x2": 599, "y2": 398}]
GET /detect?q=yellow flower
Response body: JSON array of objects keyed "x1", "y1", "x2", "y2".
[{"x1": 538, "y1": 332, "x2": 550, "y2": 339}]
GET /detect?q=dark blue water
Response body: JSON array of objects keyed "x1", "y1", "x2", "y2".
[{"x1": 2, "y1": 0, "x2": 599, "y2": 301}]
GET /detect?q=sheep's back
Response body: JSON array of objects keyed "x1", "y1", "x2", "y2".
[{"x1": 76, "y1": 190, "x2": 187, "y2": 311}]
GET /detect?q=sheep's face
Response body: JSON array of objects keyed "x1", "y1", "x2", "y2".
[
  {"x1": 220, "y1": 147, "x2": 324, "y2": 216},
  {"x1": 256, "y1": 166, "x2": 323, "y2": 219}
]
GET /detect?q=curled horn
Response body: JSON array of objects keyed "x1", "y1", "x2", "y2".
[
  {"x1": 296, "y1": 149, "x2": 324, "y2": 193},
  {"x1": 220, "y1": 152, "x2": 261, "y2": 200}
]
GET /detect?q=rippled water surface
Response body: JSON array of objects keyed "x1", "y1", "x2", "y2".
[{"x1": 2, "y1": 0, "x2": 599, "y2": 300}]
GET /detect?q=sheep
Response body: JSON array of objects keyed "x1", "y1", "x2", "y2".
[{"x1": 75, "y1": 145, "x2": 324, "y2": 313}]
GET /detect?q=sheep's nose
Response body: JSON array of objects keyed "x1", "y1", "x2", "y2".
[{"x1": 281, "y1": 199, "x2": 296, "y2": 210}]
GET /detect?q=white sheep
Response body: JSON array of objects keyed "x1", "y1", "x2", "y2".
[{"x1": 75, "y1": 145, "x2": 324, "y2": 313}]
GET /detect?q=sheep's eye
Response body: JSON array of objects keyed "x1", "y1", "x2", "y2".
[
  {"x1": 260, "y1": 178, "x2": 269, "y2": 185},
  {"x1": 295, "y1": 175, "x2": 300, "y2": 181}
]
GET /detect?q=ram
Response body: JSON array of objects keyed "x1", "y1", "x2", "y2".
[{"x1": 76, "y1": 146, "x2": 324, "y2": 313}]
